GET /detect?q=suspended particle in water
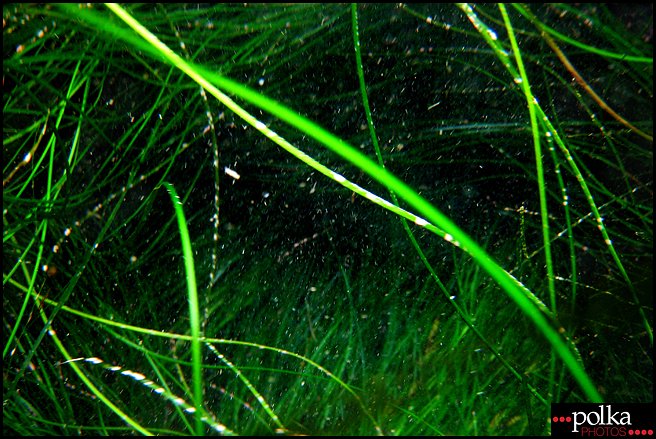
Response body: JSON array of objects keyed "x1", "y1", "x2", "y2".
[{"x1": 224, "y1": 167, "x2": 240, "y2": 180}]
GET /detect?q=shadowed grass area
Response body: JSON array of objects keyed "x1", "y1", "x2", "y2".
[{"x1": 4, "y1": 3, "x2": 652, "y2": 435}]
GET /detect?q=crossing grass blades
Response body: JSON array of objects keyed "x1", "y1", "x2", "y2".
[{"x1": 4, "y1": 4, "x2": 653, "y2": 435}]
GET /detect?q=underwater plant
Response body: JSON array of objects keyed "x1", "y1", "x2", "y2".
[{"x1": 4, "y1": 3, "x2": 652, "y2": 435}]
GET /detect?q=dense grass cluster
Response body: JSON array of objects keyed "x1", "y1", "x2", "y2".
[{"x1": 4, "y1": 4, "x2": 652, "y2": 435}]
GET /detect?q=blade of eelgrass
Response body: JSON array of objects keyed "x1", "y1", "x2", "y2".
[
  {"x1": 498, "y1": 2, "x2": 559, "y2": 403},
  {"x1": 160, "y1": 181, "x2": 203, "y2": 435}
]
